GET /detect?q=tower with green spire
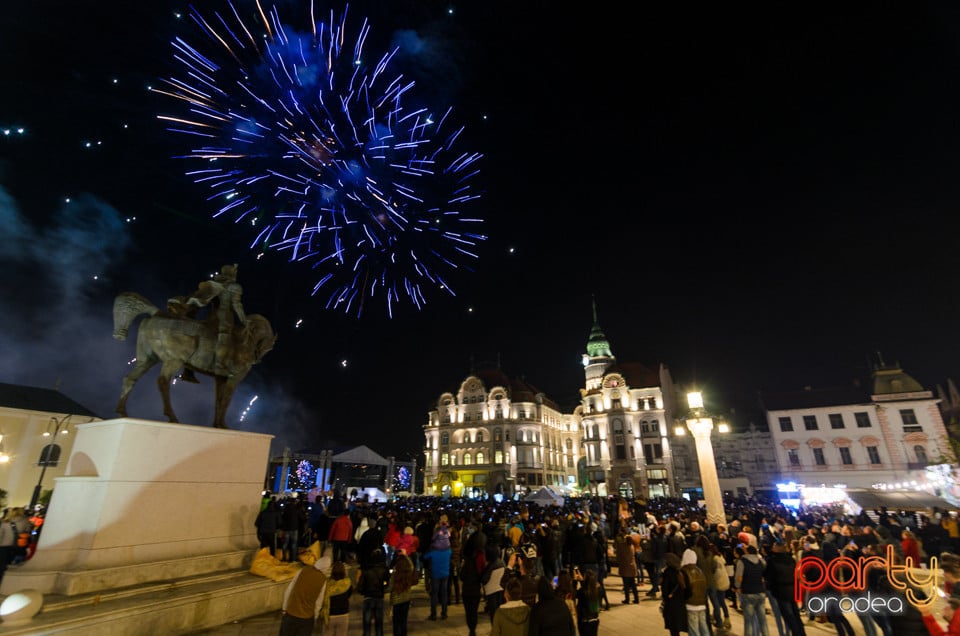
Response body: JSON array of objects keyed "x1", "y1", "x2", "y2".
[{"x1": 582, "y1": 297, "x2": 615, "y2": 391}]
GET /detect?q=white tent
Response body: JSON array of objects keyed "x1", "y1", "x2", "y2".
[{"x1": 524, "y1": 486, "x2": 564, "y2": 507}]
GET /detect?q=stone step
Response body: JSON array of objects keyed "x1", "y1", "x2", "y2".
[{"x1": 0, "y1": 568, "x2": 287, "y2": 635}]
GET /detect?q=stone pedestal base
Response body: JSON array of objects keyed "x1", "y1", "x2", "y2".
[{"x1": 0, "y1": 418, "x2": 272, "y2": 597}]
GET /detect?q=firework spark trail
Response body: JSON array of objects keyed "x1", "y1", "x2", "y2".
[{"x1": 158, "y1": 1, "x2": 485, "y2": 318}]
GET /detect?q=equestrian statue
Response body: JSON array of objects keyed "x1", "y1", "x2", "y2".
[{"x1": 112, "y1": 264, "x2": 276, "y2": 428}]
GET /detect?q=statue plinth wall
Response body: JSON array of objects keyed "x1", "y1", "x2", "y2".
[{"x1": 0, "y1": 418, "x2": 273, "y2": 596}]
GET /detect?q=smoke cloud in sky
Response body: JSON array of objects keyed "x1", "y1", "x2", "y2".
[{"x1": 0, "y1": 185, "x2": 326, "y2": 456}]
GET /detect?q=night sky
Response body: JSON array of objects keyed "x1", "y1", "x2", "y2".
[{"x1": 3, "y1": 2, "x2": 960, "y2": 461}]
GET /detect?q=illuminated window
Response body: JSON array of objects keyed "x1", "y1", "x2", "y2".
[
  {"x1": 495, "y1": 428, "x2": 502, "y2": 441},
  {"x1": 441, "y1": 453, "x2": 449, "y2": 466},
  {"x1": 495, "y1": 450, "x2": 503, "y2": 464},
  {"x1": 476, "y1": 452, "x2": 485, "y2": 465},
  {"x1": 463, "y1": 452, "x2": 472, "y2": 466}
]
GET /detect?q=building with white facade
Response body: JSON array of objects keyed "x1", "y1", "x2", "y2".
[
  {"x1": 0, "y1": 383, "x2": 102, "y2": 507},
  {"x1": 422, "y1": 305, "x2": 683, "y2": 500},
  {"x1": 761, "y1": 360, "x2": 954, "y2": 491},
  {"x1": 422, "y1": 365, "x2": 580, "y2": 498}
]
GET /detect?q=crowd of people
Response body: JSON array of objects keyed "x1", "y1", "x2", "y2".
[{"x1": 261, "y1": 491, "x2": 960, "y2": 636}]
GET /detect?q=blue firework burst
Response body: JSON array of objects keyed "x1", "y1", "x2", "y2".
[{"x1": 156, "y1": 1, "x2": 485, "y2": 317}]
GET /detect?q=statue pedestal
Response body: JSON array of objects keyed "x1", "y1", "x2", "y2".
[{"x1": 0, "y1": 418, "x2": 273, "y2": 596}]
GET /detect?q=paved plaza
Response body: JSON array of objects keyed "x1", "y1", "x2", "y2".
[{"x1": 189, "y1": 570, "x2": 876, "y2": 636}]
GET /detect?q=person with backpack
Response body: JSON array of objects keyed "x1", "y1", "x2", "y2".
[
  {"x1": 734, "y1": 544, "x2": 769, "y2": 636},
  {"x1": 356, "y1": 548, "x2": 389, "y2": 636},
  {"x1": 681, "y1": 546, "x2": 710, "y2": 636}
]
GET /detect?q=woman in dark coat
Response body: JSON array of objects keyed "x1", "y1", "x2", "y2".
[
  {"x1": 662, "y1": 552, "x2": 689, "y2": 636},
  {"x1": 530, "y1": 575, "x2": 576, "y2": 636}
]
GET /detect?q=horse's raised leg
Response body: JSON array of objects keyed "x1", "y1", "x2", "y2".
[
  {"x1": 212, "y1": 376, "x2": 238, "y2": 429},
  {"x1": 157, "y1": 360, "x2": 183, "y2": 423},
  {"x1": 116, "y1": 359, "x2": 157, "y2": 417}
]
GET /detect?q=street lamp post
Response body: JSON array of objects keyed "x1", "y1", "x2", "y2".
[
  {"x1": 29, "y1": 415, "x2": 72, "y2": 510},
  {"x1": 683, "y1": 392, "x2": 726, "y2": 526}
]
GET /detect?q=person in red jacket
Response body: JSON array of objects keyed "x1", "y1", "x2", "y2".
[
  {"x1": 328, "y1": 512, "x2": 354, "y2": 564},
  {"x1": 903, "y1": 529, "x2": 922, "y2": 566},
  {"x1": 921, "y1": 596, "x2": 960, "y2": 636}
]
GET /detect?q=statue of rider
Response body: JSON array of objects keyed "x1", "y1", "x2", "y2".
[{"x1": 170, "y1": 264, "x2": 248, "y2": 380}]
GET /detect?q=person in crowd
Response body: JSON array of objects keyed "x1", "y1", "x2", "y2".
[
  {"x1": 763, "y1": 538, "x2": 806, "y2": 636},
  {"x1": 3, "y1": 507, "x2": 32, "y2": 567},
  {"x1": 493, "y1": 576, "x2": 532, "y2": 636},
  {"x1": 735, "y1": 543, "x2": 769, "y2": 636},
  {"x1": 662, "y1": 552, "x2": 688, "y2": 636},
  {"x1": 423, "y1": 532, "x2": 452, "y2": 621},
  {"x1": 358, "y1": 514, "x2": 386, "y2": 568},
  {"x1": 255, "y1": 499, "x2": 280, "y2": 557},
  {"x1": 279, "y1": 556, "x2": 328, "y2": 636},
  {"x1": 386, "y1": 552, "x2": 417, "y2": 636},
  {"x1": 356, "y1": 547, "x2": 390, "y2": 636},
  {"x1": 920, "y1": 516, "x2": 949, "y2": 568},
  {"x1": 709, "y1": 542, "x2": 732, "y2": 630},
  {"x1": 501, "y1": 550, "x2": 540, "y2": 608},
  {"x1": 681, "y1": 544, "x2": 710, "y2": 636},
  {"x1": 529, "y1": 574, "x2": 575, "y2": 636},
  {"x1": 383, "y1": 513, "x2": 401, "y2": 565},
  {"x1": 395, "y1": 526, "x2": 419, "y2": 565},
  {"x1": 482, "y1": 543, "x2": 506, "y2": 624},
  {"x1": 328, "y1": 510, "x2": 354, "y2": 564},
  {"x1": 310, "y1": 502, "x2": 332, "y2": 558},
  {"x1": 616, "y1": 524, "x2": 641, "y2": 603},
  {"x1": 647, "y1": 521, "x2": 668, "y2": 597},
  {"x1": 921, "y1": 596, "x2": 960, "y2": 636},
  {"x1": 280, "y1": 499, "x2": 307, "y2": 563},
  {"x1": 460, "y1": 525, "x2": 486, "y2": 636},
  {"x1": 576, "y1": 567, "x2": 602, "y2": 636},
  {"x1": 448, "y1": 517, "x2": 462, "y2": 605},
  {"x1": 903, "y1": 529, "x2": 923, "y2": 566},
  {"x1": 319, "y1": 560, "x2": 353, "y2": 636}
]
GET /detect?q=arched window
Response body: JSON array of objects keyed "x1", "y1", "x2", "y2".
[
  {"x1": 450, "y1": 454, "x2": 457, "y2": 466},
  {"x1": 441, "y1": 432, "x2": 449, "y2": 445},
  {"x1": 464, "y1": 432, "x2": 471, "y2": 444},
  {"x1": 476, "y1": 451, "x2": 485, "y2": 465},
  {"x1": 463, "y1": 452, "x2": 472, "y2": 465},
  {"x1": 477, "y1": 431, "x2": 484, "y2": 443},
  {"x1": 518, "y1": 430, "x2": 525, "y2": 442},
  {"x1": 915, "y1": 445, "x2": 928, "y2": 464}
]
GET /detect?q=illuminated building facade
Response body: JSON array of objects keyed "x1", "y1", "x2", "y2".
[
  {"x1": 422, "y1": 306, "x2": 681, "y2": 500},
  {"x1": 762, "y1": 357, "x2": 954, "y2": 491}
]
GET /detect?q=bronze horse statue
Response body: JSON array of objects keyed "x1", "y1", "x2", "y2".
[{"x1": 112, "y1": 291, "x2": 276, "y2": 428}]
